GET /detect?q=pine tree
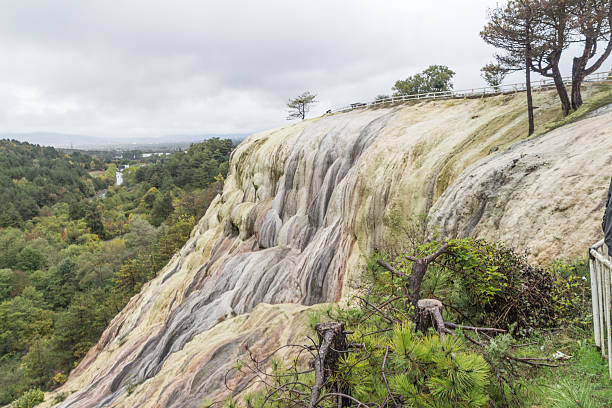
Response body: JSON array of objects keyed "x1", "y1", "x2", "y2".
[
  {"x1": 113, "y1": 256, "x2": 149, "y2": 300},
  {"x1": 481, "y1": 0, "x2": 539, "y2": 135},
  {"x1": 287, "y1": 91, "x2": 317, "y2": 120},
  {"x1": 336, "y1": 324, "x2": 490, "y2": 407}
]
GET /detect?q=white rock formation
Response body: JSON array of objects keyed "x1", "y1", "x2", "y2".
[{"x1": 39, "y1": 87, "x2": 612, "y2": 408}]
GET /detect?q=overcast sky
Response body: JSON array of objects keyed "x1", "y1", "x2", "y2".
[{"x1": 0, "y1": 0, "x2": 583, "y2": 142}]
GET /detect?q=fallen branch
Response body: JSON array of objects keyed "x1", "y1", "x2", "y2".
[
  {"x1": 444, "y1": 322, "x2": 507, "y2": 334},
  {"x1": 463, "y1": 333, "x2": 559, "y2": 368},
  {"x1": 355, "y1": 296, "x2": 397, "y2": 324},
  {"x1": 314, "y1": 392, "x2": 374, "y2": 408}
]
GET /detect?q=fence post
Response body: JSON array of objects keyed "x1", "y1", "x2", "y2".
[
  {"x1": 606, "y1": 260, "x2": 612, "y2": 379},
  {"x1": 598, "y1": 257, "x2": 607, "y2": 357},
  {"x1": 591, "y1": 256, "x2": 602, "y2": 347}
]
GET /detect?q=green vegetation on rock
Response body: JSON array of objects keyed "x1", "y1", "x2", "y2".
[
  {"x1": 10, "y1": 388, "x2": 43, "y2": 408},
  {"x1": 232, "y1": 236, "x2": 601, "y2": 407}
]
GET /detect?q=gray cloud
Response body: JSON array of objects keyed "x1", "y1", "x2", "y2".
[{"x1": 0, "y1": 0, "x2": 510, "y2": 141}]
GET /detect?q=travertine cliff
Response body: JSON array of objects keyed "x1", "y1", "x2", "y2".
[
  {"x1": 429, "y1": 105, "x2": 612, "y2": 263},
  {"x1": 41, "y1": 86, "x2": 612, "y2": 408}
]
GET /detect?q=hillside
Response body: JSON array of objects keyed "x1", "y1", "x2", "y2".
[
  {"x1": 0, "y1": 139, "x2": 235, "y2": 406},
  {"x1": 39, "y1": 84, "x2": 612, "y2": 408},
  {"x1": 0, "y1": 140, "x2": 109, "y2": 227}
]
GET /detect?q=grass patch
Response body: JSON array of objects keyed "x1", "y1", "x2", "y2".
[
  {"x1": 532, "y1": 84, "x2": 612, "y2": 138},
  {"x1": 518, "y1": 327, "x2": 612, "y2": 407}
]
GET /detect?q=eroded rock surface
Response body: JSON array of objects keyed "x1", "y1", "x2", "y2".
[
  {"x1": 40, "y1": 88, "x2": 612, "y2": 407},
  {"x1": 428, "y1": 107, "x2": 612, "y2": 263}
]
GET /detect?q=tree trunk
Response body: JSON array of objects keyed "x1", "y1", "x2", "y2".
[
  {"x1": 571, "y1": 56, "x2": 585, "y2": 111},
  {"x1": 525, "y1": 59, "x2": 534, "y2": 136},
  {"x1": 415, "y1": 298, "x2": 446, "y2": 336},
  {"x1": 378, "y1": 242, "x2": 449, "y2": 327},
  {"x1": 551, "y1": 64, "x2": 571, "y2": 116},
  {"x1": 408, "y1": 260, "x2": 428, "y2": 306},
  {"x1": 530, "y1": 55, "x2": 570, "y2": 117},
  {"x1": 523, "y1": 1, "x2": 534, "y2": 136},
  {"x1": 571, "y1": 29, "x2": 612, "y2": 111}
]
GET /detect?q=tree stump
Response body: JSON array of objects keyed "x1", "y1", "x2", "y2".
[
  {"x1": 309, "y1": 322, "x2": 349, "y2": 408},
  {"x1": 415, "y1": 298, "x2": 446, "y2": 337}
]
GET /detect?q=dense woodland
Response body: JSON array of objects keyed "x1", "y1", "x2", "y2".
[
  {"x1": 0, "y1": 138, "x2": 233, "y2": 405},
  {"x1": 0, "y1": 140, "x2": 109, "y2": 228}
]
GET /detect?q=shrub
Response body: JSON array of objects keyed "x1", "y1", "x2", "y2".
[
  {"x1": 11, "y1": 388, "x2": 43, "y2": 408},
  {"x1": 396, "y1": 238, "x2": 589, "y2": 333},
  {"x1": 231, "y1": 238, "x2": 588, "y2": 407}
]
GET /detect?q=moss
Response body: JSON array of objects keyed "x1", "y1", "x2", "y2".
[
  {"x1": 431, "y1": 85, "x2": 611, "y2": 204},
  {"x1": 532, "y1": 84, "x2": 612, "y2": 138},
  {"x1": 433, "y1": 107, "x2": 525, "y2": 200},
  {"x1": 381, "y1": 203, "x2": 416, "y2": 250}
]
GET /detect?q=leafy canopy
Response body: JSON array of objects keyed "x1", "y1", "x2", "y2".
[
  {"x1": 0, "y1": 138, "x2": 233, "y2": 406},
  {"x1": 480, "y1": 63, "x2": 508, "y2": 88},
  {"x1": 392, "y1": 65, "x2": 456, "y2": 96}
]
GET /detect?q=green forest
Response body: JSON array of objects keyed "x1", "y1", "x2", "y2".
[
  {"x1": 0, "y1": 140, "x2": 109, "y2": 228},
  {"x1": 0, "y1": 138, "x2": 233, "y2": 405}
]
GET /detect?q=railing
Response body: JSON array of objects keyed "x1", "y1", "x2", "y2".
[
  {"x1": 332, "y1": 70, "x2": 612, "y2": 113},
  {"x1": 589, "y1": 239, "x2": 612, "y2": 380}
]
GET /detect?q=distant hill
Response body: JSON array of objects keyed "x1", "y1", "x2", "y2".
[
  {"x1": 0, "y1": 132, "x2": 104, "y2": 149},
  {"x1": 0, "y1": 132, "x2": 248, "y2": 150}
]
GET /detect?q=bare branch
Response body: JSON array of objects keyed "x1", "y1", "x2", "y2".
[{"x1": 444, "y1": 322, "x2": 507, "y2": 334}]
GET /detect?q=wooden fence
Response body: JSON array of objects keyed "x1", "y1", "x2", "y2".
[
  {"x1": 589, "y1": 238, "x2": 612, "y2": 380},
  {"x1": 332, "y1": 70, "x2": 612, "y2": 113}
]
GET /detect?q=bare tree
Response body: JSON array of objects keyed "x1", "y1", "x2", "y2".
[
  {"x1": 570, "y1": 0, "x2": 612, "y2": 110},
  {"x1": 482, "y1": 0, "x2": 539, "y2": 135},
  {"x1": 287, "y1": 91, "x2": 318, "y2": 120}
]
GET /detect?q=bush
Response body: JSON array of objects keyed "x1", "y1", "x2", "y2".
[
  {"x1": 231, "y1": 238, "x2": 591, "y2": 407},
  {"x1": 392, "y1": 65, "x2": 455, "y2": 95},
  {"x1": 11, "y1": 388, "x2": 43, "y2": 408},
  {"x1": 396, "y1": 238, "x2": 589, "y2": 333}
]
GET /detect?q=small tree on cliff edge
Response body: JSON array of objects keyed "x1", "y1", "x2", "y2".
[
  {"x1": 481, "y1": 62, "x2": 509, "y2": 90},
  {"x1": 287, "y1": 91, "x2": 317, "y2": 120}
]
